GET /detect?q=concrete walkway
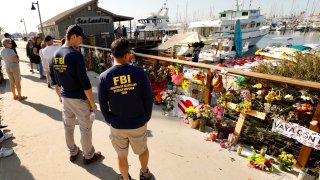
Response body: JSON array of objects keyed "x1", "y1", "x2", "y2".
[{"x1": 0, "y1": 41, "x2": 305, "y2": 180}]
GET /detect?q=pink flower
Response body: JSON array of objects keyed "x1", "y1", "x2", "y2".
[{"x1": 213, "y1": 106, "x2": 224, "y2": 120}]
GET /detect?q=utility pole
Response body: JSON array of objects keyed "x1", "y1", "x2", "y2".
[{"x1": 20, "y1": 18, "x2": 28, "y2": 38}]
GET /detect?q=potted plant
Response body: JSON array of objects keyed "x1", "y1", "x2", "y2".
[
  {"x1": 277, "y1": 151, "x2": 296, "y2": 172},
  {"x1": 185, "y1": 106, "x2": 199, "y2": 129},
  {"x1": 197, "y1": 104, "x2": 214, "y2": 132}
]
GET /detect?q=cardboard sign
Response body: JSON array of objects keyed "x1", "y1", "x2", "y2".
[
  {"x1": 173, "y1": 95, "x2": 199, "y2": 118},
  {"x1": 272, "y1": 118, "x2": 320, "y2": 150}
]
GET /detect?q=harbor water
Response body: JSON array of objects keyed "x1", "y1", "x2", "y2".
[{"x1": 244, "y1": 31, "x2": 320, "y2": 57}]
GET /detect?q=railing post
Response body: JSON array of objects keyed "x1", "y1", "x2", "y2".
[
  {"x1": 144, "y1": 31, "x2": 147, "y2": 45},
  {"x1": 204, "y1": 70, "x2": 213, "y2": 105},
  {"x1": 296, "y1": 100, "x2": 320, "y2": 168}
]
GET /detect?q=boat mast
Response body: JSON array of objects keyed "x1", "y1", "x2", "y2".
[{"x1": 235, "y1": 0, "x2": 240, "y2": 11}]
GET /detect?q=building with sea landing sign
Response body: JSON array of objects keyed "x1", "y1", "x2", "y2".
[{"x1": 38, "y1": 0, "x2": 133, "y2": 47}]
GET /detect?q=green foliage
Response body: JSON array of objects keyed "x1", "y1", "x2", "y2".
[{"x1": 253, "y1": 53, "x2": 320, "y2": 82}]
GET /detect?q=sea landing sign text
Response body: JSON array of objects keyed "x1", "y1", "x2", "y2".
[
  {"x1": 272, "y1": 118, "x2": 320, "y2": 150},
  {"x1": 76, "y1": 16, "x2": 110, "y2": 25}
]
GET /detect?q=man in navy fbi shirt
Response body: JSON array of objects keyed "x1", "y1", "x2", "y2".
[
  {"x1": 98, "y1": 39, "x2": 153, "y2": 180},
  {"x1": 52, "y1": 24, "x2": 101, "y2": 165}
]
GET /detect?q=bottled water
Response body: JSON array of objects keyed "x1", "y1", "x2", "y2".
[{"x1": 89, "y1": 109, "x2": 95, "y2": 122}]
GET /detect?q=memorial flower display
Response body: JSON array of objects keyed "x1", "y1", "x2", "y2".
[{"x1": 277, "y1": 151, "x2": 296, "y2": 172}]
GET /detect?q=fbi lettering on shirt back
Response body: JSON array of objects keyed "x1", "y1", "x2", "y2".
[{"x1": 110, "y1": 74, "x2": 137, "y2": 95}]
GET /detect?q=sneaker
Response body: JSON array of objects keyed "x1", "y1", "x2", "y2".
[
  {"x1": 140, "y1": 169, "x2": 152, "y2": 180},
  {"x1": 48, "y1": 83, "x2": 51, "y2": 88},
  {"x1": 0, "y1": 147, "x2": 14, "y2": 158},
  {"x1": 118, "y1": 174, "x2": 132, "y2": 180},
  {"x1": 70, "y1": 150, "x2": 80, "y2": 162},
  {"x1": 83, "y1": 151, "x2": 102, "y2": 165},
  {"x1": 30, "y1": 70, "x2": 34, "y2": 73},
  {"x1": 0, "y1": 132, "x2": 13, "y2": 143}
]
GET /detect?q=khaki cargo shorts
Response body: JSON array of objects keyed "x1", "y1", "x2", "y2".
[
  {"x1": 110, "y1": 124, "x2": 148, "y2": 157},
  {"x1": 6, "y1": 65, "x2": 21, "y2": 84}
]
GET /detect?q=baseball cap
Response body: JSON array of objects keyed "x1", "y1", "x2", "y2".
[
  {"x1": 66, "y1": 24, "x2": 87, "y2": 39},
  {"x1": 45, "y1": 35, "x2": 54, "y2": 42},
  {"x1": 4, "y1": 33, "x2": 10, "y2": 37}
]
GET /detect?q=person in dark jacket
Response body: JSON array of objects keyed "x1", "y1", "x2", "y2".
[
  {"x1": 51, "y1": 24, "x2": 101, "y2": 165},
  {"x1": 98, "y1": 39, "x2": 153, "y2": 180}
]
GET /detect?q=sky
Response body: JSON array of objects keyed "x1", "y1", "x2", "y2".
[{"x1": 0, "y1": 0, "x2": 318, "y2": 34}]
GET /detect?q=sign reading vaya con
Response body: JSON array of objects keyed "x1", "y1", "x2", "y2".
[
  {"x1": 76, "y1": 16, "x2": 110, "y2": 25},
  {"x1": 272, "y1": 118, "x2": 320, "y2": 150}
]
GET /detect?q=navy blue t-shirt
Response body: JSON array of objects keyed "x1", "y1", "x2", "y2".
[
  {"x1": 98, "y1": 64, "x2": 153, "y2": 129},
  {"x1": 52, "y1": 46, "x2": 91, "y2": 99}
]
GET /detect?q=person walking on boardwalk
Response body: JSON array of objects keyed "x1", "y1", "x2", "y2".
[
  {"x1": 0, "y1": 38, "x2": 27, "y2": 101},
  {"x1": 40, "y1": 35, "x2": 59, "y2": 88},
  {"x1": 51, "y1": 24, "x2": 101, "y2": 164},
  {"x1": 98, "y1": 38, "x2": 153, "y2": 180}
]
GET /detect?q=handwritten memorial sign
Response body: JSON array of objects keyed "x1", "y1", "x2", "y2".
[{"x1": 272, "y1": 118, "x2": 320, "y2": 150}]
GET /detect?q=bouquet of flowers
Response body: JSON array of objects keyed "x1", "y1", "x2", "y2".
[
  {"x1": 248, "y1": 146, "x2": 274, "y2": 173},
  {"x1": 197, "y1": 104, "x2": 214, "y2": 120},
  {"x1": 169, "y1": 64, "x2": 184, "y2": 85},
  {"x1": 277, "y1": 151, "x2": 296, "y2": 171},
  {"x1": 161, "y1": 89, "x2": 177, "y2": 111},
  {"x1": 157, "y1": 65, "x2": 172, "y2": 82},
  {"x1": 197, "y1": 104, "x2": 214, "y2": 132},
  {"x1": 235, "y1": 90, "x2": 253, "y2": 113},
  {"x1": 185, "y1": 106, "x2": 198, "y2": 120}
]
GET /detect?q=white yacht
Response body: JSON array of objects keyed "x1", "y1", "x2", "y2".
[
  {"x1": 310, "y1": 14, "x2": 320, "y2": 31},
  {"x1": 188, "y1": 2, "x2": 269, "y2": 47},
  {"x1": 135, "y1": 3, "x2": 184, "y2": 35},
  {"x1": 295, "y1": 21, "x2": 310, "y2": 31},
  {"x1": 311, "y1": 22, "x2": 320, "y2": 31}
]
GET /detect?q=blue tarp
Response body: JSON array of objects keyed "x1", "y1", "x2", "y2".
[
  {"x1": 289, "y1": 45, "x2": 312, "y2": 51},
  {"x1": 234, "y1": 19, "x2": 243, "y2": 57}
]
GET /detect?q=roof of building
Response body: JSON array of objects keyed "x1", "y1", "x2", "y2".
[{"x1": 40, "y1": 0, "x2": 133, "y2": 27}]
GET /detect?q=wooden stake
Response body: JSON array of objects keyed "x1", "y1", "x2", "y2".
[
  {"x1": 296, "y1": 101, "x2": 320, "y2": 168},
  {"x1": 226, "y1": 102, "x2": 266, "y2": 143}
]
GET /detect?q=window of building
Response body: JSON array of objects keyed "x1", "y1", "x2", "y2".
[
  {"x1": 256, "y1": 23, "x2": 261, "y2": 27},
  {"x1": 221, "y1": 14, "x2": 226, "y2": 17},
  {"x1": 242, "y1": 12, "x2": 249, "y2": 16},
  {"x1": 230, "y1": 25, "x2": 235, "y2": 30},
  {"x1": 241, "y1": 24, "x2": 247, "y2": 29}
]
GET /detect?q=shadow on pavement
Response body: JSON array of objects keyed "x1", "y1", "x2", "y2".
[
  {"x1": 19, "y1": 100, "x2": 62, "y2": 121},
  {"x1": 21, "y1": 75, "x2": 46, "y2": 83},
  {"x1": 0, "y1": 139, "x2": 35, "y2": 180},
  {"x1": 73, "y1": 155, "x2": 119, "y2": 180},
  {"x1": 19, "y1": 59, "x2": 30, "y2": 64}
]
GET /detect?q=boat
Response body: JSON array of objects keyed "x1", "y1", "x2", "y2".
[
  {"x1": 255, "y1": 37, "x2": 314, "y2": 62},
  {"x1": 294, "y1": 21, "x2": 310, "y2": 31},
  {"x1": 188, "y1": 0, "x2": 269, "y2": 47},
  {"x1": 135, "y1": 2, "x2": 185, "y2": 35},
  {"x1": 309, "y1": 13, "x2": 320, "y2": 31},
  {"x1": 311, "y1": 21, "x2": 320, "y2": 31}
]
